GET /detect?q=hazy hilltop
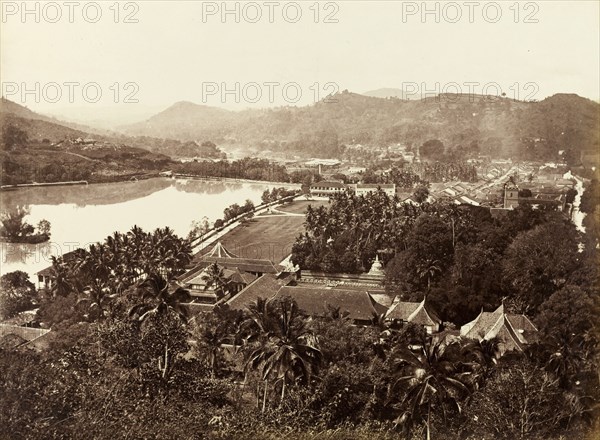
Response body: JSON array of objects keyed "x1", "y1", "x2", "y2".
[
  {"x1": 3, "y1": 91, "x2": 598, "y2": 164},
  {"x1": 362, "y1": 88, "x2": 414, "y2": 100},
  {"x1": 120, "y1": 91, "x2": 600, "y2": 163},
  {"x1": 0, "y1": 99, "x2": 225, "y2": 159},
  {"x1": 0, "y1": 97, "x2": 107, "y2": 136},
  {"x1": 125, "y1": 101, "x2": 236, "y2": 141}
]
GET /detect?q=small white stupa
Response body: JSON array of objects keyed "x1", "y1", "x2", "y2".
[{"x1": 368, "y1": 254, "x2": 384, "y2": 276}]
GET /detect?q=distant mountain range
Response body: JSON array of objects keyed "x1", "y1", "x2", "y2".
[
  {"x1": 1, "y1": 97, "x2": 110, "y2": 136},
  {"x1": 3, "y1": 90, "x2": 599, "y2": 164},
  {"x1": 120, "y1": 91, "x2": 600, "y2": 162},
  {"x1": 0, "y1": 98, "x2": 225, "y2": 159}
]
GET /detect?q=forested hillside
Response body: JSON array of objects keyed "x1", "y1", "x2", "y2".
[
  {"x1": 122, "y1": 91, "x2": 600, "y2": 163},
  {"x1": 0, "y1": 99, "x2": 225, "y2": 160}
]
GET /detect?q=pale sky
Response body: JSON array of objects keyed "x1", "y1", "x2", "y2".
[{"x1": 1, "y1": 1, "x2": 599, "y2": 127}]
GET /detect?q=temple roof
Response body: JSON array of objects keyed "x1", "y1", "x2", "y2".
[
  {"x1": 201, "y1": 257, "x2": 278, "y2": 274},
  {"x1": 459, "y1": 304, "x2": 538, "y2": 351},
  {"x1": 205, "y1": 241, "x2": 238, "y2": 258},
  {"x1": 224, "y1": 273, "x2": 295, "y2": 311},
  {"x1": 385, "y1": 297, "x2": 441, "y2": 326},
  {"x1": 273, "y1": 285, "x2": 387, "y2": 322}
]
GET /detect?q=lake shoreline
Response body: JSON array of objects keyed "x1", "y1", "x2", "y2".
[
  {"x1": 1, "y1": 181, "x2": 89, "y2": 190},
  {"x1": 1, "y1": 175, "x2": 297, "y2": 192},
  {"x1": 0, "y1": 235, "x2": 50, "y2": 245},
  {"x1": 0, "y1": 179, "x2": 291, "y2": 281}
]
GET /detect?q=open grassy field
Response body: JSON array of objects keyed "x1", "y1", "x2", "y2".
[
  {"x1": 276, "y1": 199, "x2": 329, "y2": 214},
  {"x1": 216, "y1": 216, "x2": 304, "y2": 263},
  {"x1": 201, "y1": 199, "x2": 329, "y2": 264}
]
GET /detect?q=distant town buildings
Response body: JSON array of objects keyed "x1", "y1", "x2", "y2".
[
  {"x1": 501, "y1": 180, "x2": 569, "y2": 211},
  {"x1": 352, "y1": 183, "x2": 396, "y2": 197},
  {"x1": 503, "y1": 182, "x2": 520, "y2": 209},
  {"x1": 309, "y1": 181, "x2": 348, "y2": 196},
  {"x1": 310, "y1": 182, "x2": 398, "y2": 198}
]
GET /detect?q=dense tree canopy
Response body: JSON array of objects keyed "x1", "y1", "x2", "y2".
[
  {"x1": 502, "y1": 220, "x2": 580, "y2": 312},
  {"x1": 0, "y1": 270, "x2": 37, "y2": 320}
]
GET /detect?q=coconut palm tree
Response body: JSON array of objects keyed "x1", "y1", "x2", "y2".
[
  {"x1": 243, "y1": 297, "x2": 322, "y2": 411},
  {"x1": 128, "y1": 274, "x2": 191, "y2": 323},
  {"x1": 240, "y1": 297, "x2": 277, "y2": 342},
  {"x1": 49, "y1": 256, "x2": 75, "y2": 297},
  {"x1": 201, "y1": 262, "x2": 232, "y2": 300},
  {"x1": 193, "y1": 312, "x2": 232, "y2": 378},
  {"x1": 459, "y1": 337, "x2": 500, "y2": 390},
  {"x1": 127, "y1": 274, "x2": 192, "y2": 381},
  {"x1": 76, "y1": 279, "x2": 116, "y2": 320},
  {"x1": 388, "y1": 338, "x2": 473, "y2": 439}
]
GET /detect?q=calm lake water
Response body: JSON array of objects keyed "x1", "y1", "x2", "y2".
[{"x1": 0, "y1": 178, "x2": 290, "y2": 281}]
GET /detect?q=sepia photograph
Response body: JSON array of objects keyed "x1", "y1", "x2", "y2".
[{"x1": 1, "y1": 1, "x2": 599, "y2": 438}]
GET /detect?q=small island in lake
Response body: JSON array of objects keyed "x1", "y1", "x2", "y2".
[{"x1": 0, "y1": 206, "x2": 51, "y2": 244}]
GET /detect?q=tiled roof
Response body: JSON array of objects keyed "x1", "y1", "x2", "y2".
[
  {"x1": 202, "y1": 256, "x2": 278, "y2": 274},
  {"x1": 228, "y1": 270, "x2": 257, "y2": 285},
  {"x1": 183, "y1": 303, "x2": 216, "y2": 316},
  {"x1": 370, "y1": 292, "x2": 395, "y2": 308},
  {"x1": 386, "y1": 301, "x2": 420, "y2": 321},
  {"x1": 507, "y1": 314, "x2": 538, "y2": 344},
  {"x1": 177, "y1": 264, "x2": 207, "y2": 283},
  {"x1": 460, "y1": 305, "x2": 538, "y2": 351},
  {"x1": 205, "y1": 241, "x2": 238, "y2": 258},
  {"x1": 190, "y1": 255, "x2": 278, "y2": 274},
  {"x1": 408, "y1": 302, "x2": 441, "y2": 327},
  {"x1": 356, "y1": 184, "x2": 396, "y2": 189},
  {"x1": 460, "y1": 306, "x2": 503, "y2": 340},
  {"x1": 300, "y1": 270, "x2": 384, "y2": 286},
  {"x1": 225, "y1": 273, "x2": 295, "y2": 311},
  {"x1": 385, "y1": 297, "x2": 441, "y2": 326},
  {"x1": 179, "y1": 265, "x2": 257, "y2": 289},
  {"x1": 36, "y1": 266, "x2": 55, "y2": 277},
  {"x1": 273, "y1": 285, "x2": 387, "y2": 322},
  {"x1": 310, "y1": 181, "x2": 347, "y2": 189},
  {"x1": 458, "y1": 196, "x2": 480, "y2": 206},
  {"x1": 493, "y1": 316, "x2": 525, "y2": 352}
]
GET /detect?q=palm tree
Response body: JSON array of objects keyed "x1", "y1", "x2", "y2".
[
  {"x1": 193, "y1": 306, "x2": 242, "y2": 379},
  {"x1": 128, "y1": 274, "x2": 191, "y2": 323},
  {"x1": 49, "y1": 256, "x2": 75, "y2": 297},
  {"x1": 459, "y1": 337, "x2": 500, "y2": 389},
  {"x1": 243, "y1": 297, "x2": 322, "y2": 411},
  {"x1": 128, "y1": 274, "x2": 192, "y2": 380},
  {"x1": 388, "y1": 338, "x2": 473, "y2": 439},
  {"x1": 201, "y1": 263, "x2": 232, "y2": 300},
  {"x1": 239, "y1": 297, "x2": 277, "y2": 346},
  {"x1": 76, "y1": 279, "x2": 116, "y2": 320}
]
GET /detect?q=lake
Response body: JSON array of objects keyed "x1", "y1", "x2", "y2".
[{"x1": 0, "y1": 178, "x2": 294, "y2": 281}]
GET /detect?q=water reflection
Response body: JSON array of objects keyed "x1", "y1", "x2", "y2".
[{"x1": 1, "y1": 178, "x2": 293, "y2": 280}]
